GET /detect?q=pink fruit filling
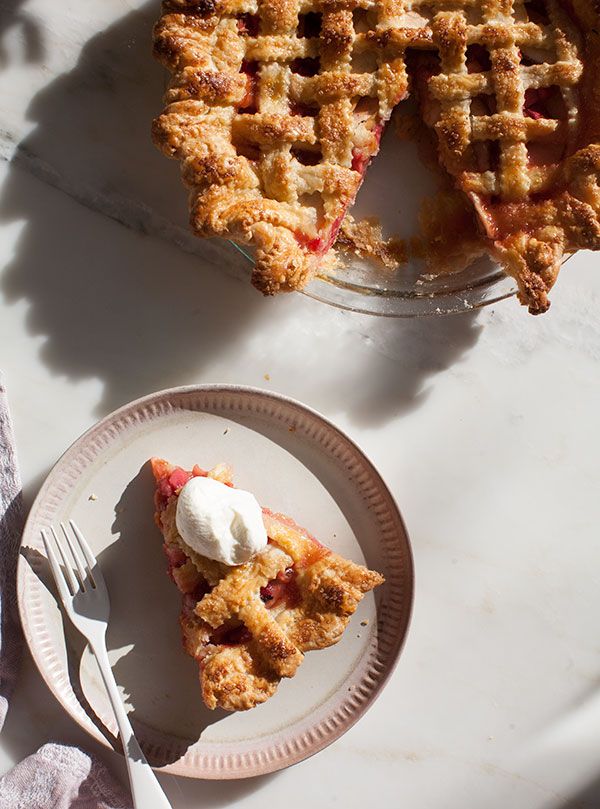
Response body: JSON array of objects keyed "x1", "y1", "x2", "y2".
[
  {"x1": 163, "y1": 543, "x2": 187, "y2": 569},
  {"x1": 465, "y1": 44, "x2": 491, "y2": 73},
  {"x1": 523, "y1": 86, "x2": 565, "y2": 120},
  {"x1": 260, "y1": 566, "x2": 301, "y2": 609},
  {"x1": 155, "y1": 464, "x2": 207, "y2": 510},
  {"x1": 210, "y1": 623, "x2": 252, "y2": 646},
  {"x1": 293, "y1": 122, "x2": 382, "y2": 257},
  {"x1": 290, "y1": 100, "x2": 320, "y2": 117},
  {"x1": 237, "y1": 13, "x2": 259, "y2": 36},
  {"x1": 297, "y1": 12, "x2": 322, "y2": 38},
  {"x1": 290, "y1": 57, "x2": 320, "y2": 76},
  {"x1": 239, "y1": 60, "x2": 259, "y2": 112},
  {"x1": 294, "y1": 212, "x2": 345, "y2": 255}
]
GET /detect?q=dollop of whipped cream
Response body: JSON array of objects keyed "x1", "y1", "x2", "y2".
[{"x1": 175, "y1": 476, "x2": 268, "y2": 565}]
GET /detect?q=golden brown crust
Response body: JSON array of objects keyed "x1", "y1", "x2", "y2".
[
  {"x1": 415, "y1": 0, "x2": 600, "y2": 311},
  {"x1": 201, "y1": 646, "x2": 280, "y2": 711},
  {"x1": 152, "y1": 459, "x2": 384, "y2": 711},
  {"x1": 152, "y1": 0, "x2": 600, "y2": 312},
  {"x1": 152, "y1": 0, "x2": 407, "y2": 293}
]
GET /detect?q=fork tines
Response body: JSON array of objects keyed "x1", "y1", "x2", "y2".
[{"x1": 41, "y1": 520, "x2": 97, "y2": 597}]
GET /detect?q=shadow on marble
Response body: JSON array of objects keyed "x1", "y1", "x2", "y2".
[
  {"x1": 0, "y1": 1, "x2": 44, "y2": 66},
  {"x1": 300, "y1": 311, "x2": 483, "y2": 428},
  {"x1": 0, "y1": 2, "x2": 270, "y2": 418},
  {"x1": 560, "y1": 778, "x2": 600, "y2": 809},
  {"x1": 159, "y1": 771, "x2": 278, "y2": 808},
  {"x1": 21, "y1": 467, "x2": 52, "y2": 513},
  {"x1": 0, "y1": 156, "x2": 268, "y2": 417},
  {"x1": 0, "y1": 0, "x2": 483, "y2": 431}
]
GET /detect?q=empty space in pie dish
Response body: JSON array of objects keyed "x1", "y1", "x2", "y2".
[
  {"x1": 18, "y1": 386, "x2": 412, "y2": 777},
  {"x1": 233, "y1": 111, "x2": 513, "y2": 316}
]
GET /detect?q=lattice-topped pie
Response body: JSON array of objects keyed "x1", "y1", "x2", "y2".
[
  {"x1": 152, "y1": 0, "x2": 600, "y2": 313},
  {"x1": 151, "y1": 457, "x2": 384, "y2": 711}
]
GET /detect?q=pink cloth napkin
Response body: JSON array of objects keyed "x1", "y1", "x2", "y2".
[
  {"x1": 0, "y1": 744, "x2": 130, "y2": 809},
  {"x1": 0, "y1": 376, "x2": 131, "y2": 809}
]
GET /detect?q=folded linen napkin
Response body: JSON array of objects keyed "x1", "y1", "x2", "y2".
[{"x1": 0, "y1": 377, "x2": 132, "y2": 809}]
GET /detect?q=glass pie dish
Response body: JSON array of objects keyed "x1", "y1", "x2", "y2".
[{"x1": 233, "y1": 125, "x2": 518, "y2": 317}]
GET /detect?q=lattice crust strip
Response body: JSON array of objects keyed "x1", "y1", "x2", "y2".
[
  {"x1": 409, "y1": 0, "x2": 600, "y2": 313},
  {"x1": 153, "y1": 0, "x2": 600, "y2": 314},
  {"x1": 153, "y1": 0, "x2": 411, "y2": 295},
  {"x1": 152, "y1": 459, "x2": 384, "y2": 711}
]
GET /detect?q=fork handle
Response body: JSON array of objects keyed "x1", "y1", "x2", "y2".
[{"x1": 91, "y1": 640, "x2": 173, "y2": 809}]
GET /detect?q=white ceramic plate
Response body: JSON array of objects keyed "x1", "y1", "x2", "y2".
[{"x1": 18, "y1": 386, "x2": 413, "y2": 778}]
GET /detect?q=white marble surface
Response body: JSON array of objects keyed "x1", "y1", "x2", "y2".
[{"x1": 2, "y1": 1, "x2": 600, "y2": 806}]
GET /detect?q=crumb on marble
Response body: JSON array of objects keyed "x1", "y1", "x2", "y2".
[
  {"x1": 360, "y1": 619, "x2": 369, "y2": 627},
  {"x1": 88, "y1": 493, "x2": 98, "y2": 501},
  {"x1": 264, "y1": 373, "x2": 270, "y2": 381}
]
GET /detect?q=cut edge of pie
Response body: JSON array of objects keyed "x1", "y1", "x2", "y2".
[
  {"x1": 151, "y1": 457, "x2": 384, "y2": 712},
  {"x1": 152, "y1": 0, "x2": 600, "y2": 314},
  {"x1": 151, "y1": 0, "x2": 405, "y2": 295}
]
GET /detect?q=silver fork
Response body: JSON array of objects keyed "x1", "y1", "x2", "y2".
[{"x1": 42, "y1": 521, "x2": 172, "y2": 809}]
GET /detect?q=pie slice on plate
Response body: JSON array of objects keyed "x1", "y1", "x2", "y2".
[
  {"x1": 152, "y1": 0, "x2": 600, "y2": 313},
  {"x1": 151, "y1": 457, "x2": 384, "y2": 711}
]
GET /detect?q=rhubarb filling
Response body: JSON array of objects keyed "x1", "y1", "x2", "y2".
[{"x1": 155, "y1": 464, "x2": 329, "y2": 649}]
